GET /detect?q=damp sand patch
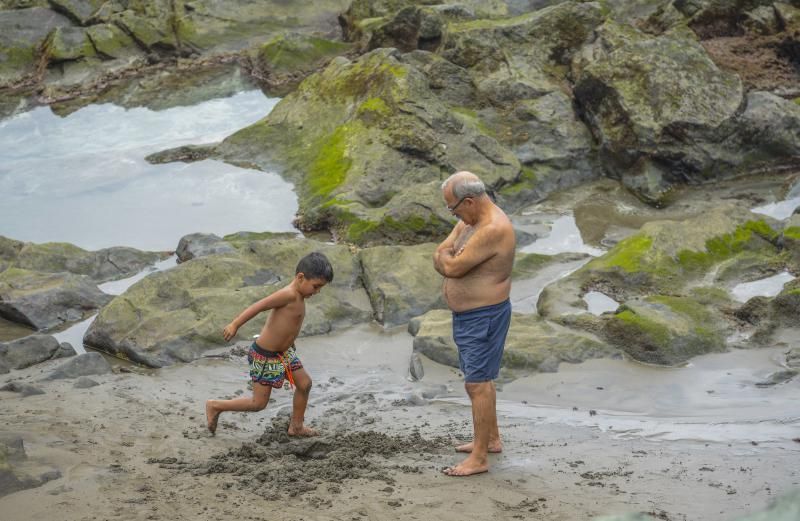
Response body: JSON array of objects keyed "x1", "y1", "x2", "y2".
[{"x1": 150, "y1": 415, "x2": 452, "y2": 497}]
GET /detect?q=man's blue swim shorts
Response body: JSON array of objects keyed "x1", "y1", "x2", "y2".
[{"x1": 452, "y1": 299, "x2": 511, "y2": 383}]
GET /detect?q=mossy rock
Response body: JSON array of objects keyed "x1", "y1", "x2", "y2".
[
  {"x1": 45, "y1": 26, "x2": 95, "y2": 62},
  {"x1": 602, "y1": 295, "x2": 726, "y2": 365},
  {"x1": 84, "y1": 238, "x2": 373, "y2": 367},
  {"x1": 358, "y1": 242, "x2": 446, "y2": 326},
  {"x1": 216, "y1": 48, "x2": 520, "y2": 245},
  {"x1": 85, "y1": 23, "x2": 139, "y2": 59},
  {"x1": 0, "y1": 7, "x2": 72, "y2": 85}
]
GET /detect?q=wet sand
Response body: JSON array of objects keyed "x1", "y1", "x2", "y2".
[{"x1": 1, "y1": 324, "x2": 798, "y2": 521}]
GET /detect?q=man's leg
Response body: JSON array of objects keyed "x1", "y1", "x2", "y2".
[
  {"x1": 444, "y1": 381, "x2": 494, "y2": 476},
  {"x1": 206, "y1": 383, "x2": 272, "y2": 433},
  {"x1": 288, "y1": 368, "x2": 318, "y2": 437},
  {"x1": 455, "y1": 381, "x2": 502, "y2": 453}
]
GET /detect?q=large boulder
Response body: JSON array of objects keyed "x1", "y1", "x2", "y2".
[
  {"x1": 84, "y1": 237, "x2": 374, "y2": 367},
  {"x1": 411, "y1": 309, "x2": 617, "y2": 375},
  {"x1": 602, "y1": 295, "x2": 727, "y2": 365},
  {"x1": 0, "y1": 269, "x2": 112, "y2": 329},
  {"x1": 572, "y1": 19, "x2": 800, "y2": 205},
  {"x1": 358, "y1": 243, "x2": 446, "y2": 326},
  {"x1": 539, "y1": 205, "x2": 783, "y2": 319},
  {"x1": 216, "y1": 47, "x2": 520, "y2": 245}
]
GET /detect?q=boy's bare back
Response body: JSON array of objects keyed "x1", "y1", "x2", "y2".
[{"x1": 222, "y1": 273, "x2": 327, "y2": 353}]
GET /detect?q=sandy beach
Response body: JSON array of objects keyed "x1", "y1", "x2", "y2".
[{"x1": 2, "y1": 324, "x2": 798, "y2": 521}]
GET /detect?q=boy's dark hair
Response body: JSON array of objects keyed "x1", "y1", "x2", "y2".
[{"x1": 296, "y1": 251, "x2": 334, "y2": 282}]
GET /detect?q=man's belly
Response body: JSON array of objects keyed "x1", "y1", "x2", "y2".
[{"x1": 443, "y1": 277, "x2": 511, "y2": 312}]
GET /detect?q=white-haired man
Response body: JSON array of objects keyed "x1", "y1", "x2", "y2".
[{"x1": 433, "y1": 170, "x2": 515, "y2": 476}]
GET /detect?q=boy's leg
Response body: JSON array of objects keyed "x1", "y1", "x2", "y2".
[
  {"x1": 206, "y1": 383, "x2": 272, "y2": 434},
  {"x1": 288, "y1": 368, "x2": 317, "y2": 437}
]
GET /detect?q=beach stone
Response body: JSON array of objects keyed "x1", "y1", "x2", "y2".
[
  {"x1": 0, "y1": 334, "x2": 62, "y2": 370},
  {"x1": 0, "y1": 382, "x2": 45, "y2": 396},
  {"x1": 44, "y1": 351, "x2": 112, "y2": 380},
  {"x1": 175, "y1": 233, "x2": 236, "y2": 263},
  {"x1": 73, "y1": 376, "x2": 100, "y2": 388},
  {"x1": 407, "y1": 352, "x2": 424, "y2": 381}
]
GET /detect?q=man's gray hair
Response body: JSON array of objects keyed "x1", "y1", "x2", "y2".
[{"x1": 441, "y1": 174, "x2": 486, "y2": 200}]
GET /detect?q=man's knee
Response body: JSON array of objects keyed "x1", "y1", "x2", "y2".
[{"x1": 464, "y1": 380, "x2": 491, "y2": 397}]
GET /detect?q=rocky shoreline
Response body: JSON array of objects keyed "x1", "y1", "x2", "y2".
[{"x1": 2, "y1": 0, "x2": 800, "y2": 517}]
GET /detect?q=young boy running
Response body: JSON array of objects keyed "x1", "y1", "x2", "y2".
[{"x1": 205, "y1": 251, "x2": 333, "y2": 436}]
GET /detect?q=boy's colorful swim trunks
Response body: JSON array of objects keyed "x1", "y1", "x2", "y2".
[{"x1": 248, "y1": 342, "x2": 303, "y2": 388}]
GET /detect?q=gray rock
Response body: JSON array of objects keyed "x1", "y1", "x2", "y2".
[
  {"x1": 0, "y1": 269, "x2": 112, "y2": 330},
  {"x1": 0, "y1": 334, "x2": 62, "y2": 370},
  {"x1": 73, "y1": 376, "x2": 100, "y2": 388},
  {"x1": 45, "y1": 351, "x2": 112, "y2": 380},
  {"x1": 408, "y1": 352, "x2": 424, "y2": 381},
  {"x1": 175, "y1": 233, "x2": 236, "y2": 263},
  {"x1": 755, "y1": 370, "x2": 798, "y2": 387},
  {"x1": 56, "y1": 342, "x2": 77, "y2": 359},
  {"x1": 0, "y1": 382, "x2": 45, "y2": 396}
]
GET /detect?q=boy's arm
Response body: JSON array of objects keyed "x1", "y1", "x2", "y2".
[
  {"x1": 435, "y1": 223, "x2": 499, "y2": 279},
  {"x1": 222, "y1": 288, "x2": 294, "y2": 341}
]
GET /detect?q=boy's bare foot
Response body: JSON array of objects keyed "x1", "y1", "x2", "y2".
[
  {"x1": 442, "y1": 457, "x2": 489, "y2": 477},
  {"x1": 455, "y1": 441, "x2": 503, "y2": 453},
  {"x1": 205, "y1": 401, "x2": 219, "y2": 434},
  {"x1": 287, "y1": 425, "x2": 319, "y2": 437}
]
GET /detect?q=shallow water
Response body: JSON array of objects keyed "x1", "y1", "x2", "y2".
[
  {"x1": 0, "y1": 91, "x2": 297, "y2": 251},
  {"x1": 519, "y1": 215, "x2": 605, "y2": 256},
  {"x1": 252, "y1": 324, "x2": 800, "y2": 445},
  {"x1": 730, "y1": 271, "x2": 795, "y2": 302},
  {"x1": 583, "y1": 291, "x2": 620, "y2": 315},
  {"x1": 751, "y1": 196, "x2": 800, "y2": 221}
]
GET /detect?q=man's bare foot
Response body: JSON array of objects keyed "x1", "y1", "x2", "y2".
[
  {"x1": 205, "y1": 401, "x2": 219, "y2": 435},
  {"x1": 442, "y1": 458, "x2": 489, "y2": 477},
  {"x1": 287, "y1": 425, "x2": 319, "y2": 437},
  {"x1": 455, "y1": 441, "x2": 502, "y2": 453}
]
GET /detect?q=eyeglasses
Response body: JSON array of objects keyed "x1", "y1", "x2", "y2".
[{"x1": 446, "y1": 197, "x2": 470, "y2": 214}]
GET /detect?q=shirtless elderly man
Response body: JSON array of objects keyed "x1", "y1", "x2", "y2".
[{"x1": 434, "y1": 171, "x2": 515, "y2": 477}]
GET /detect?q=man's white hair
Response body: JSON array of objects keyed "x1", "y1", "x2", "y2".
[{"x1": 441, "y1": 172, "x2": 486, "y2": 200}]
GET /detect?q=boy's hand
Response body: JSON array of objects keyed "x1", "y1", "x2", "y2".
[{"x1": 222, "y1": 323, "x2": 238, "y2": 341}]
